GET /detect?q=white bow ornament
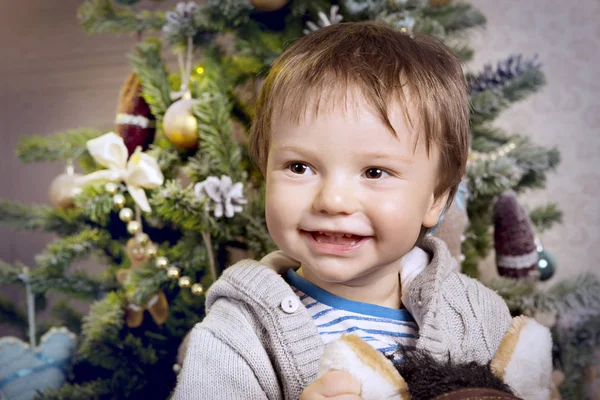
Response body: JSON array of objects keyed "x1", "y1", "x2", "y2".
[{"x1": 77, "y1": 132, "x2": 164, "y2": 212}]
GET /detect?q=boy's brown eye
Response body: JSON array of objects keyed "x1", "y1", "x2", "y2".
[
  {"x1": 365, "y1": 168, "x2": 384, "y2": 179},
  {"x1": 290, "y1": 163, "x2": 308, "y2": 174}
]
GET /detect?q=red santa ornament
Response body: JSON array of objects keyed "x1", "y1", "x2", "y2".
[
  {"x1": 493, "y1": 191, "x2": 539, "y2": 279},
  {"x1": 115, "y1": 72, "x2": 156, "y2": 156}
]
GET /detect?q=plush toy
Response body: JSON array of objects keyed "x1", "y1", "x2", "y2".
[
  {"x1": 0, "y1": 328, "x2": 76, "y2": 400},
  {"x1": 319, "y1": 316, "x2": 552, "y2": 400}
]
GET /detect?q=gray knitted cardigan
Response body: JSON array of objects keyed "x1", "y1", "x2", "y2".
[{"x1": 172, "y1": 236, "x2": 512, "y2": 400}]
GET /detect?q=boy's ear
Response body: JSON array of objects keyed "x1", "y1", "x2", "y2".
[{"x1": 422, "y1": 191, "x2": 450, "y2": 228}]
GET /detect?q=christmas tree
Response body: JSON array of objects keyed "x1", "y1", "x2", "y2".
[{"x1": 0, "y1": 0, "x2": 598, "y2": 398}]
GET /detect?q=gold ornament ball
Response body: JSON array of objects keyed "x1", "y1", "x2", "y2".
[
  {"x1": 251, "y1": 0, "x2": 288, "y2": 11},
  {"x1": 119, "y1": 207, "x2": 134, "y2": 222},
  {"x1": 156, "y1": 256, "x2": 169, "y2": 269},
  {"x1": 135, "y1": 232, "x2": 150, "y2": 245},
  {"x1": 48, "y1": 172, "x2": 82, "y2": 209},
  {"x1": 167, "y1": 266, "x2": 181, "y2": 280},
  {"x1": 163, "y1": 98, "x2": 200, "y2": 149},
  {"x1": 113, "y1": 193, "x2": 126, "y2": 209},
  {"x1": 104, "y1": 182, "x2": 118, "y2": 195},
  {"x1": 178, "y1": 276, "x2": 192, "y2": 288},
  {"x1": 127, "y1": 220, "x2": 141, "y2": 235},
  {"x1": 191, "y1": 283, "x2": 204, "y2": 296},
  {"x1": 146, "y1": 244, "x2": 158, "y2": 258}
]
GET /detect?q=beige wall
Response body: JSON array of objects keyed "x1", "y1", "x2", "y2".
[
  {"x1": 466, "y1": 0, "x2": 600, "y2": 283},
  {"x1": 1, "y1": 1, "x2": 598, "y2": 336}
]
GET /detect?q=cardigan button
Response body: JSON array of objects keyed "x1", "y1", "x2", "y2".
[{"x1": 280, "y1": 296, "x2": 300, "y2": 313}]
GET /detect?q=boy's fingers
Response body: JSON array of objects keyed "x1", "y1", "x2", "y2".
[{"x1": 300, "y1": 370, "x2": 361, "y2": 399}]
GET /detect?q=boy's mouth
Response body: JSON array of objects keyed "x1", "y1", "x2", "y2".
[{"x1": 308, "y1": 231, "x2": 365, "y2": 246}]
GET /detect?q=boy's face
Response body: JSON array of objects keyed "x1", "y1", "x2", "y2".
[{"x1": 264, "y1": 93, "x2": 447, "y2": 295}]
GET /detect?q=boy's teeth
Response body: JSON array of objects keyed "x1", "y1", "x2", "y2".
[
  {"x1": 312, "y1": 231, "x2": 361, "y2": 246},
  {"x1": 316, "y1": 231, "x2": 354, "y2": 238}
]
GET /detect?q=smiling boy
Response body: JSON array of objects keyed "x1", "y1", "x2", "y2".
[{"x1": 173, "y1": 22, "x2": 513, "y2": 400}]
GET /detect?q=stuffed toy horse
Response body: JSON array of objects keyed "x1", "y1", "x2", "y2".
[{"x1": 319, "y1": 316, "x2": 553, "y2": 400}]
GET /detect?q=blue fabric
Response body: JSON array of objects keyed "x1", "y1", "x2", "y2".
[{"x1": 286, "y1": 269, "x2": 418, "y2": 363}]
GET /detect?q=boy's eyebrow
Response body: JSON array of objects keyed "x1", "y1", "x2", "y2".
[
  {"x1": 359, "y1": 151, "x2": 414, "y2": 164},
  {"x1": 273, "y1": 146, "x2": 413, "y2": 164}
]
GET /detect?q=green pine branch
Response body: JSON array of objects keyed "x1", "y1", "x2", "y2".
[
  {"x1": 16, "y1": 129, "x2": 101, "y2": 166},
  {"x1": 128, "y1": 267, "x2": 170, "y2": 307},
  {"x1": 422, "y1": 3, "x2": 486, "y2": 34},
  {"x1": 146, "y1": 146, "x2": 182, "y2": 182},
  {"x1": 30, "y1": 271, "x2": 104, "y2": 300},
  {"x1": 128, "y1": 38, "x2": 173, "y2": 121},
  {"x1": 529, "y1": 203, "x2": 563, "y2": 233},
  {"x1": 78, "y1": 0, "x2": 165, "y2": 35},
  {"x1": 150, "y1": 180, "x2": 216, "y2": 233},
  {"x1": 239, "y1": 187, "x2": 277, "y2": 257},
  {"x1": 469, "y1": 90, "x2": 506, "y2": 125},
  {"x1": 489, "y1": 273, "x2": 600, "y2": 316},
  {"x1": 74, "y1": 184, "x2": 118, "y2": 226},
  {"x1": 467, "y1": 157, "x2": 524, "y2": 197},
  {"x1": 502, "y1": 67, "x2": 546, "y2": 103},
  {"x1": 193, "y1": 92, "x2": 243, "y2": 181},
  {"x1": 0, "y1": 260, "x2": 21, "y2": 286},
  {"x1": 79, "y1": 291, "x2": 125, "y2": 367},
  {"x1": 470, "y1": 66, "x2": 545, "y2": 126},
  {"x1": 201, "y1": 0, "x2": 253, "y2": 31},
  {"x1": 471, "y1": 124, "x2": 510, "y2": 149},
  {"x1": 0, "y1": 200, "x2": 84, "y2": 235},
  {"x1": 34, "y1": 228, "x2": 112, "y2": 275}
]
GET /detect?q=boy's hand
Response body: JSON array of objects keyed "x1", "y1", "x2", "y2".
[{"x1": 300, "y1": 370, "x2": 362, "y2": 400}]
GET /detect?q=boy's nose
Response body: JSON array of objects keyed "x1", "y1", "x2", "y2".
[{"x1": 312, "y1": 180, "x2": 360, "y2": 215}]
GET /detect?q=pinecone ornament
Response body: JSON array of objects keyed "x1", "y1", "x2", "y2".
[
  {"x1": 493, "y1": 191, "x2": 538, "y2": 279},
  {"x1": 116, "y1": 73, "x2": 156, "y2": 156}
]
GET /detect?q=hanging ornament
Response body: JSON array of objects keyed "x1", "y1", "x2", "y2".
[
  {"x1": 135, "y1": 232, "x2": 149, "y2": 245},
  {"x1": 431, "y1": 181, "x2": 470, "y2": 265},
  {"x1": 191, "y1": 283, "x2": 204, "y2": 296},
  {"x1": 127, "y1": 220, "x2": 141, "y2": 235},
  {"x1": 155, "y1": 256, "x2": 169, "y2": 269},
  {"x1": 104, "y1": 181, "x2": 119, "y2": 195},
  {"x1": 251, "y1": 0, "x2": 288, "y2": 12},
  {"x1": 78, "y1": 132, "x2": 164, "y2": 213},
  {"x1": 194, "y1": 175, "x2": 248, "y2": 218},
  {"x1": 167, "y1": 266, "x2": 181, "y2": 280},
  {"x1": 119, "y1": 207, "x2": 134, "y2": 222},
  {"x1": 117, "y1": 237, "x2": 155, "y2": 284},
  {"x1": 178, "y1": 276, "x2": 192, "y2": 288},
  {"x1": 115, "y1": 73, "x2": 156, "y2": 156},
  {"x1": 146, "y1": 243, "x2": 158, "y2": 258},
  {"x1": 116, "y1": 237, "x2": 169, "y2": 328},
  {"x1": 493, "y1": 191, "x2": 539, "y2": 279},
  {"x1": 125, "y1": 291, "x2": 169, "y2": 328},
  {"x1": 535, "y1": 238, "x2": 557, "y2": 281},
  {"x1": 48, "y1": 164, "x2": 82, "y2": 209},
  {"x1": 113, "y1": 193, "x2": 126, "y2": 209},
  {"x1": 0, "y1": 268, "x2": 76, "y2": 399},
  {"x1": 163, "y1": 98, "x2": 200, "y2": 149}
]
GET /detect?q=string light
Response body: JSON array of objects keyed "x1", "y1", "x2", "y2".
[{"x1": 468, "y1": 141, "x2": 517, "y2": 164}]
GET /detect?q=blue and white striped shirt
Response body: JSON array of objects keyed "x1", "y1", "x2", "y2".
[{"x1": 286, "y1": 269, "x2": 418, "y2": 363}]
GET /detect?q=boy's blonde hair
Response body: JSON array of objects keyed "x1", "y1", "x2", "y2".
[{"x1": 249, "y1": 22, "x2": 470, "y2": 210}]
